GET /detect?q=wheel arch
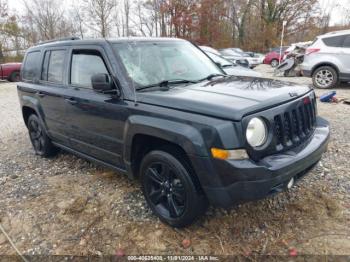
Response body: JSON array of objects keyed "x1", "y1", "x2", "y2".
[
  {"x1": 8, "y1": 70, "x2": 20, "y2": 82},
  {"x1": 311, "y1": 62, "x2": 340, "y2": 77},
  {"x1": 22, "y1": 106, "x2": 37, "y2": 127},
  {"x1": 123, "y1": 115, "x2": 208, "y2": 179}
]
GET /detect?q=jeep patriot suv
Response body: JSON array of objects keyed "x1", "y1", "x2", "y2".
[{"x1": 18, "y1": 37, "x2": 330, "y2": 227}]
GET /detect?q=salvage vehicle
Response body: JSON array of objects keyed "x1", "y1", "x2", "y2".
[
  {"x1": 18, "y1": 37, "x2": 330, "y2": 227},
  {"x1": 300, "y1": 30, "x2": 350, "y2": 89},
  {"x1": 0, "y1": 62, "x2": 21, "y2": 82}
]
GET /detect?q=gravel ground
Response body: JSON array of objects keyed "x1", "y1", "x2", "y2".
[{"x1": 0, "y1": 65, "x2": 350, "y2": 257}]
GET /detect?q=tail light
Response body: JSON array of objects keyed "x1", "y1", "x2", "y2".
[{"x1": 305, "y1": 48, "x2": 320, "y2": 55}]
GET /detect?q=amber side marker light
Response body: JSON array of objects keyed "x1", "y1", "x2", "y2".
[{"x1": 211, "y1": 148, "x2": 249, "y2": 160}]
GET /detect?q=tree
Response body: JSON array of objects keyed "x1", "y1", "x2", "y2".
[
  {"x1": 23, "y1": 0, "x2": 77, "y2": 42},
  {"x1": 84, "y1": 0, "x2": 117, "y2": 37}
]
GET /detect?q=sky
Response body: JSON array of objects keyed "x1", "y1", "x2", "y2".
[{"x1": 7, "y1": 0, "x2": 350, "y2": 26}]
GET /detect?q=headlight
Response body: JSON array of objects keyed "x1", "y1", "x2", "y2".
[{"x1": 246, "y1": 117, "x2": 267, "y2": 147}]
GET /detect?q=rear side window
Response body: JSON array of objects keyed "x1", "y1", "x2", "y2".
[
  {"x1": 70, "y1": 50, "x2": 109, "y2": 88},
  {"x1": 23, "y1": 51, "x2": 40, "y2": 81},
  {"x1": 41, "y1": 50, "x2": 66, "y2": 83},
  {"x1": 322, "y1": 35, "x2": 345, "y2": 47},
  {"x1": 343, "y1": 35, "x2": 350, "y2": 47}
]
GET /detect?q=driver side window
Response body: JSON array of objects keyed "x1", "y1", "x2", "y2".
[{"x1": 70, "y1": 50, "x2": 108, "y2": 88}]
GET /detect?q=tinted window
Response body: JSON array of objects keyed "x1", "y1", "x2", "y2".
[
  {"x1": 343, "y1": 35, "x2": 350, "y2": 47},
  {"x1": 23, "y1": 51, "x2": 40, "y2": 81},
  {"x1": 70, "y1": 51, "x2": 108, "y2": 88},
  {"x1": 322, "y1": 35, "x2": 345, "y2": 47},
  {"x1": 47, "y1": 50, "x2": 65, "y2": 83}
]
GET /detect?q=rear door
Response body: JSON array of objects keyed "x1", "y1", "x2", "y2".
[
  {"x1": 341, "y1": 34, "x2": 350, "y2": 77},
  {"x1": 63, "y1": 46, "x2": 127, "y2": 168},
  {"x1": 36, "y1": 48, "x2": 70, "y2": 145}
]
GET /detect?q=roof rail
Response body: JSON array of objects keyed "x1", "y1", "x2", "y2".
[
  {"x1": 35, "y1": 36, "x2": 80, "y2": 46},
  {"x1": 325, "y1": 29, "x2": 350, "y2": 35}
]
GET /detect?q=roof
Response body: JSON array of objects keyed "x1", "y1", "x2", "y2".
[
  {"x1": 319, "y1": 29, "x2": 350, "y2": 38},
  {"x1": 33, "y1": 37, "x2": 186, "y2": 49}
]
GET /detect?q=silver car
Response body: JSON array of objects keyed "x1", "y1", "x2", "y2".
[
  {"x1": 204, "y1": 51, "x2": 262, "y2": 78},
  {"x1": 300, "y1": 30, "x2": 350, "y2": 89}
]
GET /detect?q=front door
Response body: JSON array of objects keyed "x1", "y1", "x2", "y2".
[{"x1": 64, "y1": 47, "x2": 127, "y2": 168}]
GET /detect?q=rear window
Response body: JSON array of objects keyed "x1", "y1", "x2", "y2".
[
  {"x1": 22, "y1": 51, "x2": 41, "y2": 81},
  {"x1": 41, "y1": 50, "x2": 66, "y2": 83},
  {"x1": 322, "y1": 35, "x2": 345, "y2": 47}
]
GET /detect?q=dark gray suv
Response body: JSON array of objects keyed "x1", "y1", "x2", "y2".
[{"x1": 18, "y1": 37, "x2": 330, "y2": 227}]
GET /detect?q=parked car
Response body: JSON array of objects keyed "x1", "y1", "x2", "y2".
[
  {"x1": 218, "y1": 49, "x2": 250, "y2": 68},
  {"x1": 263, "y1": 46, "x2": 289, "y2": 67},
  {"x1": 225, "y1": 48, "x2": 262, "y2": 68},
  {"x1": 199, "y1": 45, "x2": 221, "y2": 56},
  {"x1": 220, "y1": 48, "x2": 260, "y2": 68},
  {"x1": 203, "y1": 50, "x2": 262, "y2": 77},
  {"x1": 300, "y1": 30, "x2": 350, "y2": 89},
  {"x1": 0, "y1": 62, "x2": 21, "y2": 82},
  {"x1": 18, "y1": 37, "x2": 329, "y2": 227}
]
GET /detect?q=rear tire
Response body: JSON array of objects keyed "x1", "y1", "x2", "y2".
[
  {"x1": 8, "y1": 71, "x2": 20, "y2": 82},
  {"x1": 271, "y1": 59, "x2": 279, "y2": 68},
  {"x1": 312, "y1": 66, "x2": 338, "y2": 89},
  {"x1": 27, "y1": 114, "x2": 58, "y2": 157},
  {"x1": 140, "y1": 150, "x2": 208, "y2": 227}
]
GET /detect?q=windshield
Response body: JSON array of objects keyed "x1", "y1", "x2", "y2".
[
  {"x1": 112, "y1": 41, "x2": 222, "y2": 88},
  {"x1": 205, "y1": 52, "x2": 232, "y2": 67}
]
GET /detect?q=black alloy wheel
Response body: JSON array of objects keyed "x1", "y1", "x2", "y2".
[
  {"x1": 141, "y1": 150, "x2": 208, "y2": 227},
  {"x1": 27, "y1": 114, "x2": 57, "y2": 157},
  {"x1": 144, "y1": 161, "x2": 186, "y2": 219}
]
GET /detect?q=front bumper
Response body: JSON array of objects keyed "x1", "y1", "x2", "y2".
[{"x1": 201, "y1": 117, "x2": 330, "y2": 208}]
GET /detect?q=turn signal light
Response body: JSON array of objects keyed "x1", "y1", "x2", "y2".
[{"x1": 211, "y1": 148, "x2": 249, "y2": 160}]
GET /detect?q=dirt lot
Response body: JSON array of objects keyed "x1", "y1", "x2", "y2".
[{"x1": 0, "y1": 65, "x2": 350, "y2": 258}]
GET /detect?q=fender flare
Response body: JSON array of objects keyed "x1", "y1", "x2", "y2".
[
  {"x1": 123, "y1": 115, "x2": 208, "y2": 165},
  {"x1": 21, "y1": 94, "x2": 49, "y2": 134}
]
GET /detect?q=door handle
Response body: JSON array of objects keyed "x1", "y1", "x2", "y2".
[
  {"x1": 65, "y1": 97, "x2": 77, "y2": 105},
  {"x1": 36, "y1": 91, "x2": 45, "y2": 97}
]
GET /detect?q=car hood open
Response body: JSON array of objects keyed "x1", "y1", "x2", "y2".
[{"x1": 137, "y1": 76, "x2": 312, "y2": 121}]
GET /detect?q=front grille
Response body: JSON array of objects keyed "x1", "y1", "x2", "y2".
[{"x1": 273, "y1": 96, "x2": 317, "y2": 151}]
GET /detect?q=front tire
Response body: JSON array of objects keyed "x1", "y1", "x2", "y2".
[
  {"x1": 27, "y1": 114, "x2": 58, "y2": 157},
  {"x1": 312, "y1": 66, "x2": 338, "y2": 89},
  {"x1": 140, "y1": 150, "x2": 208, "y2": 227}
]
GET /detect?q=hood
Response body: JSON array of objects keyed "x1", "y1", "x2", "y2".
[
  {"x1": 138, "y1": 76, "x2": 312, "y2": 121},
  {"x1": 0, "y1": 62, "x2": 22, "y2": 67},
  {"x1": 223, "y1": 66, "x2": 262, "y2": 78}
]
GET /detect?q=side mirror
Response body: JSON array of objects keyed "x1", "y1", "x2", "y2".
[{"x1": 91, "y1": 73, "x2": 113, "y2": 92}]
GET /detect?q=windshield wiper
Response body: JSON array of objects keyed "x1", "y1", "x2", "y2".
[
  {"x1": 197, "y1": 73, "x2": 226, "y2": 82},
  {"x1": 221, "y1": 64, "x2": 234, "y2": 68},
  {"x1": 137, "y1": 79, "x2": 197, "y2": 91}
]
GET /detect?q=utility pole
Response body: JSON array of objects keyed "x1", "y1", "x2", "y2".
[{"x1": 279, "y1": 20, "x2": 287, "y2": 65}]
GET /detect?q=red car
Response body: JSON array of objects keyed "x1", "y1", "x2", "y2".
[
  {"x1": 0, "y1": 62, "x2": 22, "y2": 82},
  {"x1": 263, "y1": 47, "x2": 289, "y2": 67}
]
